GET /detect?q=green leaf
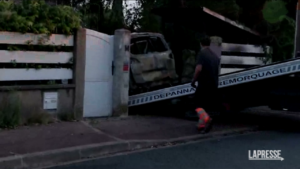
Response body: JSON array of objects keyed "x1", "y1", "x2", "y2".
[{"x1": 263, "y1": 0, "x2": 288, "y2": 24}]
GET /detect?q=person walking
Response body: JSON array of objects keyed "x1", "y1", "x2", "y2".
[{"x1": 191, "y1": 36, "x2": 221, "y2": 133}]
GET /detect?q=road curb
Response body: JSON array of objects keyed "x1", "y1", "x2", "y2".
[
  {"x1": 160, "y1": 126, "x2": 259, "y2": 144},
  {"x1": 0, "y1": 126, "x2": 259, "y2": 169}
]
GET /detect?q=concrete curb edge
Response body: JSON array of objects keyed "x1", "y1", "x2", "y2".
[{"x1": 0, "y1": 126, "x2": 259, "y2": 169}]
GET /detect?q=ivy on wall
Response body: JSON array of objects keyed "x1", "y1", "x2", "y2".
[
  {"x1": 0, "y1": 0, "x2": 81, "y2": 34},
  {"x1": 0, "y1": 0, "x2": 79, "y2": 86}
]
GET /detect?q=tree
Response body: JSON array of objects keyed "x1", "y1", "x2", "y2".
[
  {"x1": 78, "y1": 0, "x2": 124, "y2": 35},
  {"x1": 112, "y1": 0, "x2": 124, "y2": 28},
  {"x1": 262, "y1": 0, "x2": 295, "y2": 61}
]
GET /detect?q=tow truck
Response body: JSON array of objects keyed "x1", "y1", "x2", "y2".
[{"x1": 128, "y1": 6, "x2": 300, "y2": 113}]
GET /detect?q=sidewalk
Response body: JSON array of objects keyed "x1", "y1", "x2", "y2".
[
  {"x1": 89, "y1": 116, "x2": 256, "y2": 141},
  {"x1": 0, "y1": 122, "x2": 116, "y2": 158},
  {"x1": 0, "y1": 116, "x2": 258, "y2": 169}
]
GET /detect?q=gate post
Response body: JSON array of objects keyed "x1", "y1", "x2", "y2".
[
  {"x1": 112, "y1": 29, "x2": 131, "y2": 117},
  {"x1": 74, "y1": 28, "x2": 87, "y2": 120}
]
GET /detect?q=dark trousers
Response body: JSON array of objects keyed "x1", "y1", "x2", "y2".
[{"x1": 194, "y1": 86, "x2": 219, "y2": 112}]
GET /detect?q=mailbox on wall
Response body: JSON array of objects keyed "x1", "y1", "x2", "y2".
[{"x1": 43, "y1": 92, "x2": 58, "y2": 110}]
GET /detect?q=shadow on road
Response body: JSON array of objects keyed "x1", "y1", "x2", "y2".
[{"x1": 129, "y1": 102, "x2": 300, "y2": 133}]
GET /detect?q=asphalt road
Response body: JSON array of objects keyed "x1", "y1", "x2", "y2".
[{"x1": 48, "y1": 130, "x2": 300, "y2": 169}]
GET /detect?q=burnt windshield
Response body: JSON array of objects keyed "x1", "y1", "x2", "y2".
[{"x1": 130, "y1": 36, "x2": 168, "y2": 55}]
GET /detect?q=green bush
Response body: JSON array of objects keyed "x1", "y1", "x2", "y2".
[
  {"x1": 0, "y1": 0, "x2": 81, "y2": 34},
  {"x1": 0, "y1": 91, "x2": 21, "y2": 128}
]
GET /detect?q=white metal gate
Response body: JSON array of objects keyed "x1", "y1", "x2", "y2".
[{"x1": 83, "y1": 29, "x2": 114, "y2": 117}]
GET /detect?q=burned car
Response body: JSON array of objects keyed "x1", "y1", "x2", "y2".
[{"x1": 129, "y1": 33, "x2": 178, "y2": 94}]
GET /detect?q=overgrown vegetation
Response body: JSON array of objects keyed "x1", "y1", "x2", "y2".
[
  {"x1": 0, "y1": 0, "x2": 76, "y2": 86},
  {"x1": 0, "y1": 0, "x2": 77, "y2": 129},
  {"x1": 0, "y1": 90, "x2": 54, "y2": 128},
  {"x1": 0, "y1": 90, "x2": 21, "y2": 128},
  {"x1": 0, "y1": 0, "x2": 81, "y2": 34},
  {"x1": 0, "y1": 90, "x2": 77, "y2": 128}
]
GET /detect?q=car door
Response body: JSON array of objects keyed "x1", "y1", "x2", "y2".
[
  {"x1": 148, "y1": 35, "x2": 177, "y2": 79},
  {"x1": 130, "y1": 36, "x2": 156, "y2": 84}
]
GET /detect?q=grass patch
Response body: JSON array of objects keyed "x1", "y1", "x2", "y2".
[
  {"x1": 0, "y1": 91, "x2": 55, "y2": 128},
  {"x1": 0, "y1": 91, "x2": 21, "y2": 128},
  {"x1": 0, "y1": 90, "x2": 76, "y2": 129},
  {"x1": 25, "y1": 108, "x2": 54, "y2": 125}
]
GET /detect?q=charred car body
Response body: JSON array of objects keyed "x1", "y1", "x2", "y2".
[{"x1": 129, "y1": 33, "x2": 178, "y2": 95}]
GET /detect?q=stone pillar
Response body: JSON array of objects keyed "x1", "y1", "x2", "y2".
[
  {"x1": 112, "y1": 29, "x2": 131, "y2": 117},
  {"x1": 73, "y1": 28, "x2": 87, "y2": 120},
  {"x1": 210, "y1": 36, "x2": 222, "y2": 75}
]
